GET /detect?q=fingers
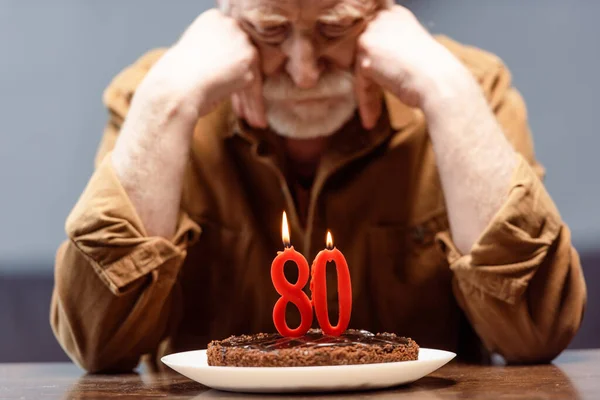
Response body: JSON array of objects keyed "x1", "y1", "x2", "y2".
[
  {"x1": 355, "y1": 55, "x2": 383, "y2": 130},
  {"x1": 228, "y1": 62, "x2": 267, "y2": 128},
  {"x1": 238, "y1": 63, "x2": 267, "y2": 128},
  {"x1": 359, "y1": 56, "x2": 384, "y2": 90},
  {"x1": 231, "y1": 93, "x2": 244, "y2": 119},
  {"x1": 358, "y1": 53, "x2": 402, "y2": 98},
  {"x1": 250, "y1": 62, "x2": 267, "y2": 128}
]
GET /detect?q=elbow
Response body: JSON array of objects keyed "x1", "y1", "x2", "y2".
[
  {"x1": 51, "y1": 294, "x2": 138, "y2": 374},
  {"x1": 54, "y1": 327, "x2": 138, "y2": 374},
  {"x1": 77, "y1": 355, "x2": 138, "y2": 375},
  {"x1": 502, "y1": 346, "x2": 561, "y2": 365},
  {"x1": 56, "y1": 331, "x2": 138, "y2": 374},
  {"x1": 500, "y1": 316, "x2": 583, "y2": 365},
  {"x1": 504, "y1": 245, "x2": 587, "y2": 364},
  {"x1": 498, "y1": 334, "x2": 566, "y2": 365}
]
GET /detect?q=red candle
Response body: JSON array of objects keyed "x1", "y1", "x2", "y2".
[
  {"x1": 310, "y1": 231, "x2": 352, "y2": 336},
  {"x1": 271, "y1": 212, "x2": 313, "y2": 337}
]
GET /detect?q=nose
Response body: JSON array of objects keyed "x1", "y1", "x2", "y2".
[{"x1": 285, "y1": 33, "x2": 322, "y2": 89}]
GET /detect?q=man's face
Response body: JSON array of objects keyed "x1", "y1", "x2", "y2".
[{"x1": 228, "y1": 0, "x2": 379, "y2": 139}]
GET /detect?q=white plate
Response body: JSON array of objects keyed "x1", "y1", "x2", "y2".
[{"x1": 161, "y1": 348, "x2": 456, "y2": 393}]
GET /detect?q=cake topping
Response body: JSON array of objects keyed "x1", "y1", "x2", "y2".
[{"x1": 219, "y1": 329, "x2": 411, "y2": 352}]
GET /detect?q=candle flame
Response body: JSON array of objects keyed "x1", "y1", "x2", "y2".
[
  {"x1": 282, "y1": 211, "x2": 291, "y2": 248},
  {"x1": 326, "y1": 231, "x2": 333, "y2": 250}
]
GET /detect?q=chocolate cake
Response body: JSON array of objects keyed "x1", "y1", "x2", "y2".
[{"x1": 207, "y1": 329, "x2": 419, "y2": 367}]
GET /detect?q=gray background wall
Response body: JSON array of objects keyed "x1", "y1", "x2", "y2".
[
  {"x1": 1, "y1": 1, "x2": 598, "y2": 270},
  {"x1": 0, "y1": 0, "x2": 598, "y2": 359}
]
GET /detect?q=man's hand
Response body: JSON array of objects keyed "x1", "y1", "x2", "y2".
[
  {"x1": 138, "y1": 9, "x2": 266, "y2": 129},
  {"x1": 355, "y1": 5, "x2": 518, "y2": 254},
  {"x1": 355, "y1": 5, "x2": 469, "y2": 129},
  {"x1": 112, "y1": 9, "x2": 266, "y2": 238}
]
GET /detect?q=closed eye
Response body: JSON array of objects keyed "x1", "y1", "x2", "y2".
[
  {"x1": 319, "y1": 18, "x2": 362, "y2": 39},
  {"x1": 243, "y1": 20, "x2": 290, "y2": 45}
]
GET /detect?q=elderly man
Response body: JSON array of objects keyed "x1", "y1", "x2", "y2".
[{"x1": 51, "y1": 0, "x2": 586, "y2": 372}]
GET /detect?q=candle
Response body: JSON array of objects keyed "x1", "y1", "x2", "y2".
[
  {"x1": 271, "y1": 212, "x2": 313, "y2": 337},
  {"x1": 310, "y1": 231, "x2": 352, "y2": 336}
]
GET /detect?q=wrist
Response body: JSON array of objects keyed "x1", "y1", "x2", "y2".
[
  {"x1": 134, "y1": 76, "x2": 202, "y2": 127},
  {"x1": 418, "y1": 54, "x2": 481, "y2": 118},
  {"x1": 116, "y1": 85, "x2": 198, "y2": 167}
]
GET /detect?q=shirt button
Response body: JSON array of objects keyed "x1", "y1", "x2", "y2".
[
  {"x1": 411, "y1": 225, "x2": 427, "y2": 244},
  {"x1": 254, "y1": 141, "x2": 270, "y2": 157}
]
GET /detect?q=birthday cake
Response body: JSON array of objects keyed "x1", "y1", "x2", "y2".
[
  {"x1": 206, "y1": 214, "x2": 419, "y2": 368},
  {"x1": 207, "y1": 329, "x2": 419, "y2": 367}
]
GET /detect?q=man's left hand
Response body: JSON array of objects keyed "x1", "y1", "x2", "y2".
[{"x1": 355, "y1": 5, "x2": 471, "y2": 129}]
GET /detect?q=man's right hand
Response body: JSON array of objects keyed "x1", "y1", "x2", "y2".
[
  {"x1": 111, "y1": 8, "x2": 267, "y2": 238},
  {"x1": 134, "y1": 9, "x2": 267, "y2": 132}
]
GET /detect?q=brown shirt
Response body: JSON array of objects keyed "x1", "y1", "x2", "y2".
[{"x1": 50, "y1": 36, "x2": 586, "y2": 372}]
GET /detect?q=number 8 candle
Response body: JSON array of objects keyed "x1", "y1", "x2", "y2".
[
  {"x1": 310, "y1": 231, "x2": 352, "y2": 336},
  {"x1": 271, "y1": 212, "x2": 313, "y2": 337}
]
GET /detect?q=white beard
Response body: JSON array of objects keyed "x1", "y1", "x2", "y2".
[{"x1": 262, "y1": 70, "x2": 357, "y2": 140}]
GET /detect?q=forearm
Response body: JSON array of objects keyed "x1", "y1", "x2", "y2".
[
  {"x1": 111, "y1": 84, "x2": 198, "y2": 238},
  {"x1": 109, "y1": 9, "x2": 263, "y2": 231},
  {"x1": 434, "y1": 144, "x2": 586, "y2": 362},
  {"x1": 423, "y1": 65, "x2": 518, "y2": 254},
  {"x1": 52, "y1": 137, "x2": 201, "y2": 372}
]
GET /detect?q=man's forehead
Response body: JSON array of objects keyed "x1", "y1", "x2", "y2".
[{"x1": 235, "y1": 0, "x2": 379, "y2": 20}]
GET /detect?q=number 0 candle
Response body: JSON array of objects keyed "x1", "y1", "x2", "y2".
[
  {"x1": 270, "y1": 212, "x2": 313, "y2": 337},
  {"x1": 310, "y1": 231, "x2": 352, "y2": 336}
]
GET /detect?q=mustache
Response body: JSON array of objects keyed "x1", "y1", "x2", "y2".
[{"x1": 262, "y1": 70, "x2": 355, "y2": 102}]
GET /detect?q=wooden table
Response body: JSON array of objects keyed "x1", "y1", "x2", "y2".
[{"x1": 1, "y1": 350, "x2": 598, "y2": 399}]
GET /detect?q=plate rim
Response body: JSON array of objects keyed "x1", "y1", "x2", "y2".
[{"x1": 161, "y1": 347, "x2": 457, "y2": 371}]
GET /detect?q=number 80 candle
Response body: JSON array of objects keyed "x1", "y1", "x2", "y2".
[{"x1": 271, "y1": 212, "x2": 353, "y2": 337}]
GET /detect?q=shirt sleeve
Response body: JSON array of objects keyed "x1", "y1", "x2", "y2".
[
  {"x1": 52, "y1": 126, "x2": 200, "y2": 373},
  {"x1": 437, "y1": 155, "x2": 562, "y2": 305},
  {"x1": 433, "y1": 47, "x2": 587, "y2": 363},
  {"x1": 51, "y1": 49, "x2": 201, "y2": 373},
  {"x1": 65, "y1": 152, "x2": 200, "y2": 295}
]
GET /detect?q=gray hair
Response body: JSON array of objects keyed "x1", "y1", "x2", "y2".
[{"x1": 219, "y1": 0, "x2": 395, "y2": 15}]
